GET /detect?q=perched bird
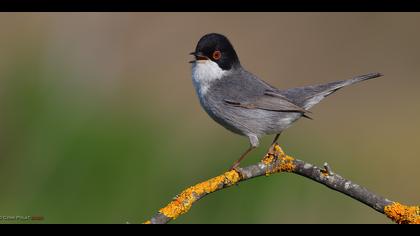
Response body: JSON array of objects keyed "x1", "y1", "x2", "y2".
[{"x1": 189, "y1": 33, "x2": 382, "y2": 170}]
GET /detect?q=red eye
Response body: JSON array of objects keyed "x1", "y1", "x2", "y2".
[{"x1": 212, "y1": 50, "x2": 221, "y2": 60}]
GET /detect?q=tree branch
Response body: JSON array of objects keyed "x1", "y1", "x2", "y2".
[{"x1": 144, "y1": 144, "x2": 419, "y2": 224}]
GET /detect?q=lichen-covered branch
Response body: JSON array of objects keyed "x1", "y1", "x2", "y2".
[{"x1": 145, "y1": 145, "x2": 419, "y2": 224}]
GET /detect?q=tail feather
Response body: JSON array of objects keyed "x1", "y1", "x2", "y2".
[{"x1": 281, "y1": 73, "x2": 382, "y2": 110}]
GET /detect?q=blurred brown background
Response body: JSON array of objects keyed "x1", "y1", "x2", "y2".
[{"x1": 0, "y1": 13, "x2": 419, "y2": 224}]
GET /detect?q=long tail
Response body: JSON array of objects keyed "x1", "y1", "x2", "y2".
[{"x1": 280, "y1": 72, "x2": 383, "y2": 110}]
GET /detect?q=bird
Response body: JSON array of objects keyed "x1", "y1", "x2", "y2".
[{"x1": 189, "y1": 33, "x2": 382, "y2": 171}]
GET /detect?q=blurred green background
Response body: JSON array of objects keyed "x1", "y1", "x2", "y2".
[{"x1": 0, "y1": 13, "x2": 419, "y2": 224}]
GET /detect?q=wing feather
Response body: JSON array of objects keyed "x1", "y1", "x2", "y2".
[{"x1": 224, "y1": 89, "x2": 311, "y2": 115}]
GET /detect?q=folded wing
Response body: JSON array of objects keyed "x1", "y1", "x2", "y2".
[{"x1": 224, "y1": 90, "x2": 312, "y2": 118}]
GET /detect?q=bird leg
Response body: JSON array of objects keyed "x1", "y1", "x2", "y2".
[
  {"x1": 268, "y1": 132, "x2": 281, "y2": 154},
  {"x1": 228, "y1": 145, "x2": 255, "y2": 171}
]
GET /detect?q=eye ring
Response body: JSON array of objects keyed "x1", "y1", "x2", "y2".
[{"x1": 212, "y1": 50, "x2": 221, "y2": 60}]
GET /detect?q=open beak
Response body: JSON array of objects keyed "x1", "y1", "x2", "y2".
[{"x1": 189, "y1": 51, "x2": 208, "y2": 63}]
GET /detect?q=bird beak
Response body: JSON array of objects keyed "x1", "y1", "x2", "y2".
[{"x1": 189, "y1": 51, "x2": 208, "y2": 63}]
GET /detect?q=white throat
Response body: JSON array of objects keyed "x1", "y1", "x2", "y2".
[{"x1": 192, "y1": 60, "x2": 228, "y2": 95}]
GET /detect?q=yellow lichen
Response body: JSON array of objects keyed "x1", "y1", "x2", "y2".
[
  {"x1": 158, "y1": 170, "x2": 241, "y2": 219},
  {"x1": 262, "y1": 153, "x2": 276, "y2": 166},
  {"x1": 143, "y1": 220, "x2": 151, "y2": 224},
  {"x1": 274, "y1": 144, "x2": 285, "y2": 156},
  {"x1": 224, "y1": 169, "x2": 241, "y2": 184},
  {"x1": 263, "y1": 144, "x2": 296, "y2": 175},
  {"x1": 280, "y1": 156, "x2": 296, "y2": 172},
  {"x1": 384, "y1": 202, "x2": 420, "y2": 224}
]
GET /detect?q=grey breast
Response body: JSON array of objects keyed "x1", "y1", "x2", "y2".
[{"x1": 202, "y1": 69, "x2": 302, "y2": 137}]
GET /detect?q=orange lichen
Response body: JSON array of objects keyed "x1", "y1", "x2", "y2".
[
  {"x1": 279, "y1": 156, "x2": 296, "y2": 172},
  {"x1": 158, "y1": 170, "x2": 241, "y2": 219},
  {"x1": 320, "y1": 169, "x2": 329, "y2": 176},
  {"x1": 263, "y1": 144, "x2": 296, "y2": 175},
  {"x1": 262, "y1": 153, "x2": 276, "y2": 166},
  {"x1": 274, "y1": 144, "x2": 285, "y2": 156},
  {"x1": 384, "y1": 202, "x2": 420, "y2": 224}
]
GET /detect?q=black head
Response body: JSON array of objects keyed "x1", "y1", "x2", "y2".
[{"x1": 190, "y1": 33, "x2": 240, "y2": 70}]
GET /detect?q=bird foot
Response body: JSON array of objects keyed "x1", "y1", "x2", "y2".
[
  {"x1": 267, "y1": 143, "x2": 277, "y2": 155},
  {"x1": 227, "y1": 164, "x2": 243, "y2": 186},
  {"x1": 263, "y1": 143, "x2": 286, "y2": 163},
  {"x1": 268, "y1": 143, "x2": 285, "y2": 155},
  {"x1": 228, "y1": 162, "x2": 240, "y2": 172}
]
